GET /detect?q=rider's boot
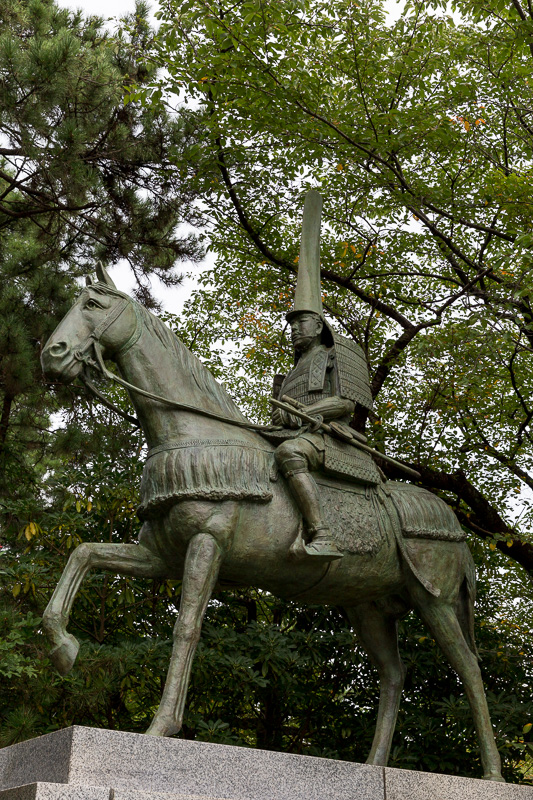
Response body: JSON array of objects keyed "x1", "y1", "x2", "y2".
[{"x1": 285, "y1": 470, "x2": 343, "y2": 560}]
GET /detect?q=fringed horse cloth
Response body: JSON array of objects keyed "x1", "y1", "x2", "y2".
[
  {"x1": 138, "y1": 439, "x2": 274, "y2": 519},
  {"x1": 387, "y1": 481, "x2": 466, "y2": 542}
]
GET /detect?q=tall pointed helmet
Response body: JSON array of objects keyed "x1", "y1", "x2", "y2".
[{"x1": 286, "y1": 190, "x2": 324, "y2": 322}]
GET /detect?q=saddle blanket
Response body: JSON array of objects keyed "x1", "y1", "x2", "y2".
[
  {"x1": 387, "y1": 481, "x2": 466, "y2": 542},
  {"x1": 313, "y1": 477, "x2": 466, "y2": 556},
  {"x1": 315, "y1": 475, "x2": 387, "y2": 556}
]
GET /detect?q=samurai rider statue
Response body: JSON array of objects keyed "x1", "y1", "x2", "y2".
[{"x1": 270, "y1": 191, "x2": 381, "y2": 561}]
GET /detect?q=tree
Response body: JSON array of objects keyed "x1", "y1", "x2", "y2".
[
  {"x1": 0, "y1": 0, "x2": 203, "y2": 747},
  {"x1": 4, "y1": 420, "x2": 532, "y2": 780},
  {"x1": 145, "y1": 0, "x2": 533, "y2": 575},
  {"x1": 124, "y1": 0, "x2": 533, "y2": 778},
  {"x1": 3, "y1": 0, "x2": 533, "y2": 784},
  {"x1": 0, "y1": 0, "x2": 203, "y2": 511}
]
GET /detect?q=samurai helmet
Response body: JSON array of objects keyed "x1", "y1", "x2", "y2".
[{"x1": 286, "y1": 190, "x2": 324, "y2": 323}]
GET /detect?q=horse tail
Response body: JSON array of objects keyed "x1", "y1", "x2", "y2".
[{"x1": 456, "y1": 549, "x2": 479, "y2": 660}]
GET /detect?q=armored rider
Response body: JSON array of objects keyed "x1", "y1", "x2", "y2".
[{"x1": 271, "y1": 191, "x2": 379, "y2": 560}]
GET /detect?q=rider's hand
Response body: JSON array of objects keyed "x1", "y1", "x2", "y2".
[
  {"x1": 272, "y1": 407, "x2": 286, "y2": 426},
  {"x1": 272, "y1": 407, "x2": 300, "y2": 428}
]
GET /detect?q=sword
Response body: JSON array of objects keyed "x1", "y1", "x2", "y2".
[{"x1": 270, "y1": 396, "x2": 421, "y2": 480}]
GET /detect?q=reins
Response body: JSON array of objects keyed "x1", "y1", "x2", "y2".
[{"x1": 75, "y1": 298, "x2": 279, "y2": 434}]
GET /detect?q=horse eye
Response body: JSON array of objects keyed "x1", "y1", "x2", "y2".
[{"x1": 86, "y1": 299, "x2": 98, "y2": 309}]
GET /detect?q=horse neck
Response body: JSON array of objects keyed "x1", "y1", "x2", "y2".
[{"x1": 114, "y1": 314, "x2": 246, "y2": 449}]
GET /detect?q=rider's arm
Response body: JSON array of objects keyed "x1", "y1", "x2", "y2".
[
  {"x1": 305, "y1": 396, "x2": 355, "y2": 421},
  {"x1": 304, "y1": 351, "x2": 355, "y2": 421}
]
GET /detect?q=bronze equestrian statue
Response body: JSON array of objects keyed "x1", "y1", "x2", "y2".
[
  {"x1": 40, "y1": 191, "x2": 504, "y2": 781},
  {"x1": 269, "y1": 191, "x2": 382, "y2": 560}
]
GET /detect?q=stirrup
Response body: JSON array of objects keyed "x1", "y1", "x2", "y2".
[
  {"x1": 306, "y1": 526, "x2": 343, "y2": 560},
  {"x1": 289, "y1": 526, "x2": 343, "y2": 561}
]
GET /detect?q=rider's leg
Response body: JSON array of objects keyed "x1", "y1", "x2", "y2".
[{"x1": 275, "y1": 441, "x2": 342, "y2": 559}]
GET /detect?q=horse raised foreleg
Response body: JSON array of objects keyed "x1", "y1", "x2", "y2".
[
  {"x1": 42, "y1": 542, "x2": 167, "y2": 675},
  {"x1": 414, "y1": 597, "x2": 503, "y2": 782},
  {"x1": 345, "y1": 603, "x2": 406, "y2": 766},
  {"x1": 146, "y1": 532, "x2": 223, "y2": 737}
]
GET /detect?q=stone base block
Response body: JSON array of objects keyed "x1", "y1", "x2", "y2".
[
  {"x1": 0, "y1": 785, "x2": 110, "y2": 800},
  {"x1": 0, "y1": 727, "x2": 531, "y2": 800}
]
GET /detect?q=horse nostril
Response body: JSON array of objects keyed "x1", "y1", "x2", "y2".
[{"x1": 48, "y1": 341, "x2": 69, "y2": 357}]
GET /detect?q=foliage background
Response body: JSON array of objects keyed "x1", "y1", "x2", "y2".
[{"x1": 1, "y1": 0, "x2": 533, "y2": 786}]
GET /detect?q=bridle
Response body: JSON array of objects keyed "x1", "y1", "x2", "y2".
[
  {"x1": 73, "y1": 297, "x2": 136, "y2": 367},
  {"x1": 73, "y1": 294, "x2": 279, "y2": 433}
]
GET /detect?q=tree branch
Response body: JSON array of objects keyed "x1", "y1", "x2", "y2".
[{"x1": 0, "y1": 394, "x2": 13, "y2": 453}]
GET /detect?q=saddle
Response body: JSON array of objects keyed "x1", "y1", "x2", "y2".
[
  {"x1": 261, "y1": 426, "x2": 383, "y2": 486},
  {"x1": 289, "y1": 476, "x2": 466, "y2": 562}
]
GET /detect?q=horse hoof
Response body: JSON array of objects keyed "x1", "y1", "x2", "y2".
[
  {"x1": 483, "y1": 773, "x2": 505, "y2": 783},
  {"x1": 146, "y1": 716, "x2": 178, "y2": 737},
  {"x1": 50, "y1": 634, "x2": 80, "y2": 675}
]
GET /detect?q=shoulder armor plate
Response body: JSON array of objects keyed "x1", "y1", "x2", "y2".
[
  {"x1": 273, "y1": 374, "x2": 285, "y2": 399},
  {"x1": 308, "y1": 348, "x2": 329, "y2": 391},
  {"x1": 332, "y1": 332, "x2": 373, "y2": 410}
]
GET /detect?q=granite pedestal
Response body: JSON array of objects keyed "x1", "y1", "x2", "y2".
[{"x1": 0, "y1": 727, "x2": 531, "y2": 800}]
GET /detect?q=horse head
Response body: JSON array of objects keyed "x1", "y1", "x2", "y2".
[{"x1": 41, "y1": 264, "x2": 138, "y2": 384}]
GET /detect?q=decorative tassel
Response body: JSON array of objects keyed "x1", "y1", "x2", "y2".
[{"x1": 138, "y1": 442, "x2": 274, "y2": 519}]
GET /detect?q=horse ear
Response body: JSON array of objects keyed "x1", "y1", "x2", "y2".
[
  {"x1": 96, "y1": 261, "x2": 117, "y2": 289},
  {"x1": 85, "y1": 276, "x2": 93, "y2": 286}
]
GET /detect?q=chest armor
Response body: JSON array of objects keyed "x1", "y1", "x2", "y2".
[{"x1": 279, "y1": 347, "x2": 333, "y2": 406}]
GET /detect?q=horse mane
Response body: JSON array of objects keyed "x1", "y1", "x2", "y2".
[
  {"x1": 92, "y1": 284, "x2": 247, "y2": 423},
  {"x1": 141, "y1": 306, "x2": 248, "y2": 422}
]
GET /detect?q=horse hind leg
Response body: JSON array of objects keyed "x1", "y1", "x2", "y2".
[
  {"x1": 412, "y1": 591, "x2": 503, "y2": 782},
  {"x1": 42, "y1": 542, "x2": 167, "y2": 675},
  {"x1": 345, "y1": 603, "x2": 406, "y2": 767},
  {"x1": 147, "y1": 532, "x2": 223, "y2": 738}
]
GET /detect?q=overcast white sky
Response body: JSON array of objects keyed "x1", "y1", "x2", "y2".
[
  {"x1": 55, "y1": 0, "x2": 405, "y2": 22},
  {"x1": 55, "y1": 0, "x2": 138, "y2": 19},
  {"x1": 55, "y1": 0, "x2": 405, "y2": 20},
  {"x1": 54, "y1": 0, "x2": 196, "y2": 312},
  {"x1": 53, "y1": 0, "x2": 405, "y2": 311}
]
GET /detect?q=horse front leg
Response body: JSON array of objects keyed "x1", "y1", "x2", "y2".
[
  {"x1": 147, "y1": 533, "x2": 223, "y2": 737},
  {"x1": 42, "y1": 542, "x2": 167, "y2": 675}
]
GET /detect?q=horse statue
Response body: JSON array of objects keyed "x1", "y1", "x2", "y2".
[{"x1": 40, "y1": 264, "x2": 503, "y2": 781}]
